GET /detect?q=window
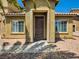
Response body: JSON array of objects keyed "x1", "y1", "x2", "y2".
[
  {"x1": 55, "y1": 20, "x2": 67, "y2": 32},
  {"x1": 12, "y1": 20, "x2": 24, "y2": 33},
  {"x1": 73, "y1": 25, "x2": 76, "y2": 32}
]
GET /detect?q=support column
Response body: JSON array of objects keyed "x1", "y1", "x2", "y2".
[
  {"x1": 48, "y1": 9, "x2": 55, "y2": 43},
  {"x1": 47, "y1": 10, "x2": 50, "y2": 42},
  {"x1": 30, "y1": 10, "x2": 33, "y2": 42},
  {"x1": 25, "y1": 12, "x2": 32, "y2": 42}
]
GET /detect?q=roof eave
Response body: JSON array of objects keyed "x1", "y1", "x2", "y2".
[
  {"x1": 55, "y1": 14, "x2": 77, "y2": 17},
  {"x1": 4, "y1": 13, "x2": 25, "y2": 16}
]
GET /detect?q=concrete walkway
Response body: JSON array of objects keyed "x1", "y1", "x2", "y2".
[{"x1": 73, "y1": 32, "x2": 79, "y2": 37}]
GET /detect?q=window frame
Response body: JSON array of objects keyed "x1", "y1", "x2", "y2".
[
  {"x1": 55, "y1": 20, "x2": 68, "y2": 33},
  {"x1": 11, "y1": 20, "x2": 25, "y2": 34}
]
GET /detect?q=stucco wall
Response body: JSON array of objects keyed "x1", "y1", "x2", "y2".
[
  {"x1": 2, "y1": 16, "x2": 25, "y2": 39},
  {"x1": 2, "y1": 0, "x2": 55, "y2": 43},
  {"x1": 0, "y1": 14, "x2": 4, "y2": 35},
  {"x1": 0, "y1": 20, "x2": 1, "y2": 35},
  {"x1": 25, "y1": 8, "x2": 55, "y2": 42},
  {"x1": 55, "y1": 16, "x2": 73, "y2": 39},
  {"x1": 73, "y1": 17, "x2": 79, "y2": 31},
  {"x1": 0, "y1": 0, "x2": 8, "y2": 13},
  {"x1": 49, "y1": 9, "x2": 55, "y2": 42},
  {"x1": 25, "y1": 0, "x2": 55, "y2": 42}
]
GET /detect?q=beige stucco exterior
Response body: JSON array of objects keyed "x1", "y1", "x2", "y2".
[
  {"x1": 22, "y1": 0, "x2": 55, "y2": 42},
  {"x1": 2, "y1": 16, "x2": 25, "y2": 39},
  {"x1": 1, "y1": 0, "x2": 79, "y2": 43},
  {"x1": 70, "y1": 9, "x2": 79, "y2": 32},
  {"x1": 0, "y1": 0, "x2": 8, "y2": 13},
  {"x1": 73, "y1": 17, "x2": 79, "y2": 31},
  {"x1": 0, "y1": 21, "x2": 1, "y2": 32},
  {"x1": 1, "y1": 0, "x2": 56, "y2": 43},
  {"x1": 55, "y1": 16, "x2": 73, "y2": 39},
  {"x1": 0, "y1": 14, "x2": 4, "y2": 35}
]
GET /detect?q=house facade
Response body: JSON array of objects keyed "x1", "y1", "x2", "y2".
[
  {"x1": 70, "y1": 9, "x2": 79, "y2": 32},
  {"x1": 0, "y1": 0, "x2": 79, "y2": 43}
]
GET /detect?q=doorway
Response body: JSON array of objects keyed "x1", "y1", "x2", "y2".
[{"x1": 33, "y1": 13, "x2": 47, "y2": 41}]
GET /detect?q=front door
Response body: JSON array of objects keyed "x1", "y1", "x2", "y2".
[{"x1": 34, "y1": 15, "x2": 45, "y2": 41}]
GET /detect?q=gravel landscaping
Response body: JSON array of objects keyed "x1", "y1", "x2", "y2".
[{"x1": 0, "y1": 36, "x2": 79, "y2": 59}]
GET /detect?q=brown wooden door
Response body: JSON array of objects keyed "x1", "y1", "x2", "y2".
[{"x1": 34, "y1": 15, "x2": 45, "y2": 41}]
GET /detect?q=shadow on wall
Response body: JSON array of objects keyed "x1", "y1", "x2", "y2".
[
  {"x1": 24, "y1": 26, "x2": 31, "y2": 45},
  {"x1": 55, "y1": 32, "x2": 64, "y2": 42},
  {"x1": 25, "y1": 26, "x2": 31, "y2": 43},
  {"x1": 1, "y1": 25, "x2": 31, "y2": 52},
  {"x1": 1, "y1": 41, "x2": 21, "y2": 52},
  {"x1": 55, "y1": 23, "x2": 64, "y2": 42},
  {"x1": 55, "y1": 25, "x2": 64, "y2": 42},
  {"x1": 21, "y1": 25, "x2": 31, "y2": 50}
]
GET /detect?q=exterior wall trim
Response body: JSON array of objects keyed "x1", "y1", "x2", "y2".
[
  {"x1": 30, "y1": 9, "x2": 49, "y2": 42},
  {"x1": 4, "y1": 13, "x2": 25, "y2": 16}
]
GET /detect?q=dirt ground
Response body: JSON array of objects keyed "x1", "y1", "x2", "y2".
[{"x1": 55, "y1": 36, "x2": 79, "y2": 55}]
